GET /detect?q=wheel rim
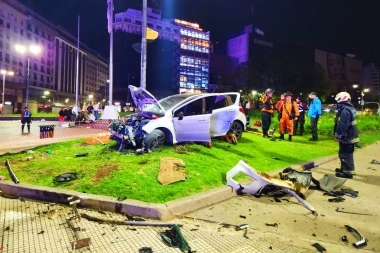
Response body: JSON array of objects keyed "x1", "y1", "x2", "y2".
[
  {"x1": 230, "y1": 122, "x2": 243, "y2": 139},
  {"x1": 151, "y1": 134, "x2": 165, "y2": 149}
]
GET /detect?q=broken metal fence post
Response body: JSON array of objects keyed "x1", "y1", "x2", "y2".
[{"x1": 5, "y1": 159, "x2": 19, "y2": 184}]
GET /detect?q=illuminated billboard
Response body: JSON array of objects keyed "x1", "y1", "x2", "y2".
[{"x1": 315, "y1": 49, "x2": 362, "y2": 92}]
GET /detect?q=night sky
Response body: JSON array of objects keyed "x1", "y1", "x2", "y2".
[{"x1": 19, "y1": 0, "x2": 380, "y2": 65}]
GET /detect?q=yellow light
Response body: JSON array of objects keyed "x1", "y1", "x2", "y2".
[
  {"x1": 363, "y1": 88, "x2": 370, "y2": 93},
  {"x1": 14, "y1": 44, "x2": 26, "y2": 54}
]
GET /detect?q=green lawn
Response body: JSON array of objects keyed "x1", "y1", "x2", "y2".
[{"x1": 1, "y1": 129, "x2": 379, "y2": 203}]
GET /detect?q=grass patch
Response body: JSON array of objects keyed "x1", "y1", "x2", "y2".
[{"x1": 1, "y1": 128, "x2": 379, "y2": 203}]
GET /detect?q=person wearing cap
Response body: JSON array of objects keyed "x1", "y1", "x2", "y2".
[
  {"x1": 308, "y1": 92, "x2": 322, "y2": 141},
  {"x1": 261, "y1": 88, "x2": 274, "y2": 138},
  {"x1": 293, "y1": 97, "x2": 308, "y2": 136},
  {"x1": 21, "y1": 106, "x2": 32, "y2": 133},
  {"x1": 333, "y1": 92, "x2": 359, "y2": 178},
  {"x1": 279, "y1": 91, "x2": 300, "y2": 141}
]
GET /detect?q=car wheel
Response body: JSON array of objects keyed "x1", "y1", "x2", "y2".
[
  {"x1": 229, "y1": 121, "x2": 244, "y2": 139},
  {"x1": 144, "y1": 129, "x2": 166, "y2": 150}
]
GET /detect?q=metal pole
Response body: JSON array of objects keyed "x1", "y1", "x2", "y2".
[
  {"x1": 26, "y1": 56, "x2": 30, "y2": 107},
  {"x1": 2, "y1": 74, "x2": 5, "y2": 115},
  {"x1": 140, "y1": 0, "x2": 147, "y2": 89},
  {"x1": 75, "y1": 16, "x2": 80, "y2": 113},
  {"x1": 109, "y1": 5, "x2": 114, "y2": 105}
]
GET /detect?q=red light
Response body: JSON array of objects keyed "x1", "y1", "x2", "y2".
[
  {"x1": 152, "y1": 114, "x2": 159, "y2": 119},
  {"x1": 44, "y1": 105, "x2": 47, "y2": 108},
  {"x1": 239, "y1": 107, "x2": 245, "y2": 114}
]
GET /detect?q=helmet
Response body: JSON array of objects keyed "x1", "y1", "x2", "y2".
[
  {"x1": 264, "y1": 88, "x2": 274, "y2": 94},
  {"x1": 335, "y1": 92, "x2": 351, "y2": 103},
  {"x1": 284, "y1": 91, "x2": 293, "y2": 97}
]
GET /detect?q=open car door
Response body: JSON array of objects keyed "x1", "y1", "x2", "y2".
[
  {"x1": 210, "y1": 93, "x2": 240, "y2": 137},
  {"x1": 172, "y1": 95, "x2": 212, "y2": 143}
]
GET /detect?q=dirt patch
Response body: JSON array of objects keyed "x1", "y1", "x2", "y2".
[
  {"x1": 84, "y1": 135, "x2": 112, "y2": 145},
  {"x1": 93, "y1": 164, "x2": 118, "y2": 185}
]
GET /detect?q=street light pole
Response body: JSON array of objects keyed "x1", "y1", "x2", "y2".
[{"x1": 26, "y1": 56, "x2": 30, "y2": 107}]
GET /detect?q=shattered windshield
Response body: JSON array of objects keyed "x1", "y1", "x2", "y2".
[{"x1": 158, "y1": 95, "x2": 193, "y2": 111}]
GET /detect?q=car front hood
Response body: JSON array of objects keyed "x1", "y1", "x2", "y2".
[{"x1": 128, "y1": 85, "x2": 165, "y2": 112}]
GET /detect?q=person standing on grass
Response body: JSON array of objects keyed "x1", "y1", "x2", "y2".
[
  {"x1": 279, "y1": 92, "x2": 299, "y2": 141},
  {"x1": 294, "y1": 97, "x2": 308, "y2": 136},
  {"x1": 261, "y1": 88, "x2": 275, "y2": 138},
  {"x1": 21, "y1": 107, "x2": 32, "y2": 133},
  {"x1": 93, "y1": 102, "x2": 99, "y2": 120},
  {"x1": 308, "y1": 92, "x2": 322, "y2": 141},
  {"x1": 333, "y1": 92, "x2": 360, "y2": 179},
  {"x1": 275, "y1": 93, "x2": 285, "y2": 122}
]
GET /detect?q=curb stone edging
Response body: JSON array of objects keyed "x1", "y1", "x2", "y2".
[{"x1": 0, "y1": 155, "x2": 338, "y2": 220}]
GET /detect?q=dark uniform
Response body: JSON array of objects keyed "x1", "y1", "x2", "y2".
[
  {"x1": 21, "y1": 108, "x2": 32, "y2": 133},
  {"x1": 293, "y1": 98, "x2": 308, "y2": 136},
  {"x1": 261, "y1": 89, "x2": 274, "y2": 138},
  {"x1": 334, "y1": 100, "x2": 360, "y2": 178}
]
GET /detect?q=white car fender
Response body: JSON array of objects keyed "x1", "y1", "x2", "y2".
[{"x1": 141, "y1": 117, "x2": 177, "y2": 143}]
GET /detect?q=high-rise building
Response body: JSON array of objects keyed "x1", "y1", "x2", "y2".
[
  {"x1": 114, "y1": 7, "x2": 210, "y2": 95},
  {"x1": 0, "y1": 0, "x2": 108, "y2": 113},
  {"x1": 362, "y1": 63, "x2": 379, "y2": 102}
]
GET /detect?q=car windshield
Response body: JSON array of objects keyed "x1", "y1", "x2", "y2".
[{"x1": 158, "y1": 95, "x2": 193, "y2": 111}]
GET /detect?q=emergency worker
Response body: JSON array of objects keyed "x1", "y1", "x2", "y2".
[
  {"x1": 279, "y1": 92, "x2": 300, "y2": 141},
  {"x1": 261, "y1": 88, "x2": 274, "y2": 138}
]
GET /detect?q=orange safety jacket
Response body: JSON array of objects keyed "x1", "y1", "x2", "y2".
[{"x1": 261, "y1": 96, "x2": 274, "y2": 114}]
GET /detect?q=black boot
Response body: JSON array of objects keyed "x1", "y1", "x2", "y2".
[
  {"x1": 288, "y1": 135, "x2": 292, "y2": 142},
  {"x1": 21, "y1": 125, "x2": 25, "y2": 133},
  {"x1": 279, "y1": 134, "x2": 284, "y2": 140},
  {"x1": 27, "y1": 125, "x2": 30, "y2": 133}
]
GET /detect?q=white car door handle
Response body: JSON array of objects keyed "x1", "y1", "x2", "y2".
[{"x1": 198, "y1": 118, "x2": 207, "y2": 121}]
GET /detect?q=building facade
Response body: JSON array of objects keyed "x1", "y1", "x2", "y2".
[
  {"x1": 114, "y1": 7, "x2": 210, "y2": 95},
  {"x1": 0, "y1": 0, "x2": 108, "y2": 114},
  {"x1": 362, "y1": 63, "x2": 379, "y2": 102}
]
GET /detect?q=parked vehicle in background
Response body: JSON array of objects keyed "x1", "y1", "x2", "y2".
[{"x1": 109, "y1": 86, "x2": 246, "y2": 151}]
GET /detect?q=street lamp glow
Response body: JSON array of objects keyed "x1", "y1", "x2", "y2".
[
  {"x1": 29, "y1": 45, "x2": 41, "y2": 55},
  {"x1": 251, "y1": 90, "x2": 257, "y2": 96},
  {"x1": 14, "y1": 45, "x2": 26, "y2": 54},
  {"x1": 352, "y1": 84, "x2": 359, "y2": 89},
  {"x1": 44, "y1": 91, "x2": 50, "y2": 95},
  {"x1": 88, "y1": 94, "x2": 93, "y2": 100},
  {"x1": 1, "y1": 70, "x2": 15, "y2": 115},
  {"x1": 363, "y1": 88, "x2": 370, "y2": 93}
]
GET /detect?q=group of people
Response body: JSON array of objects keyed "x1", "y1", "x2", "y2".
[
  {"x1": 260, "y1": 88, "x2": 359, "y2": 179},
  {"x1": 58, "y1": 102, "x2": 98, "y2": 127}
]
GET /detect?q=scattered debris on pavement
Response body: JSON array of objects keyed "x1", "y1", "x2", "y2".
[
  {"x1": 336, "y1": 208, "x2": 375, "y2": 216},
  {"x1": 345, "y1": 225, "x2": 367, "y2": 248},
  {"x1": 227, "y1": 161, "x2": 317, "y2": 213},
  {"x1": 311, "y1": 242, "x2": 326, "y2": 252},
  {"x1": 370, "y1": 159, "x2": 380, "y2": 164},
  {"x1": 265, "y1": 223, "x2": 278, "y2": 227},
  {"x1": 235, "y1": 224, "x2": 248, "y2": 231},
  {"x1": 158, "y1": 157, "x2": 187, "y2": 185},
  {"x1": 159, "y1": 224, "x2": 192, "y2": 252},
  {"x1": 139, "y1": 247, "x2": 153, "y2": 253}
]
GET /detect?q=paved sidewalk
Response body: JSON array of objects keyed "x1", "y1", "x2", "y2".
[
  {"x1": 188, "y1": 141, "x2": 380, "y2": 253},
  {"x1": 0, "y1": 196, "x2": 313, "y2": 253},
  {"x1": 0, "y1": 121, "x2": 109, "y2": 155}
]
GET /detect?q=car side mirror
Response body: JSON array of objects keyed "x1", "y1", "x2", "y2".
[{"x1": 178, "y1": 112, "x2": 184, "y2": 120}]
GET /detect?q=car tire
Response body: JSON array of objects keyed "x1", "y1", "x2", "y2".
[
  {"x1": 229, "y1": 121, "x2": 244, "y2": 139},
  {"x1": 144, "y1": 129, "x2": 166, "y2": 150}
]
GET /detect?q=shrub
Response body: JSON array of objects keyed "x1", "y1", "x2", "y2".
[{"x1": 248, "y1": 110, "x2": 380, "y2": 135}]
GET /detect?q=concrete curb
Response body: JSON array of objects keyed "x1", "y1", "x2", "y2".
[{"x1": 0, "y1": 154, "x2": 339, "y2": 220}]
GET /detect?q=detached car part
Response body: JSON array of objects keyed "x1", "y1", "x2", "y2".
[
  {"x1": 344, "y1": 225, "x2": 367, "y2": 248},
  {"x1": 226, "y1": 161, "x2": 316, "y2": 213}
]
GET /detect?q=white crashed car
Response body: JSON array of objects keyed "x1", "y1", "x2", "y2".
[{"x1": 109, "y1": 85, "x2": 246, "y2": 151}]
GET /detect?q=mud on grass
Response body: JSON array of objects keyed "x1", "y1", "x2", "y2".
[{"x1": 0, "y1": 131, "x2": 379, "y2": 203}]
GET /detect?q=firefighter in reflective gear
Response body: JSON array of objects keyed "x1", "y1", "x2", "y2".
[
  {"x1": 261, "y1": 88, "x2": 274, "y2": 138},
  {"x1": 279, "y1": 92, "x2": 300, "y2": 141},
  {"x1": 334, "y1": 92, "x2": 360, "y2": 179}
]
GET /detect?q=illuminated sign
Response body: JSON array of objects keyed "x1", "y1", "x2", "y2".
[
  {"x1": 253, "y1": 38, "x2": 273, "y2": 47},
  {"x1": 5, "y1": 101, "x2": 12, "y2": 105},
  {"x1": 254, "y1": 27, "x2": 264, "y2": 36}
]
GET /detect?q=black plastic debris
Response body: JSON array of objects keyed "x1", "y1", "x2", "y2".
[
  {"x1": 311, "y1": 243, "x2": 326, "y2": 252},
  {"x1": 370, "y1": 159, "x2": 379, "y2": 164},
  {"x1": 328, "y1": 197, "x2": 345, "y2": 203},
  {"x1": 159, "y1": 225, "x2": 191, "y2": 252},
  {"x1": 341, "y1": 235, "x2": 348, "y2": 242},
  {"x1": 239, "y1": 215, "x2": 246, "y2": 219},
  {"x1": 139, "y1": 247, "x2": 153, "y2": 253},
  {"x1": 54, "y1": 172, "x2": 77, "y2": 183},
  {"x1": 75, "y1": 152, "x2": 88, "y2": 157},
  {"x1": 265, "y1": 223, "x2": 278, "y2": 227},
  {"x1": 235, "y1": 224, "x2": 248, "y2": 231}
]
